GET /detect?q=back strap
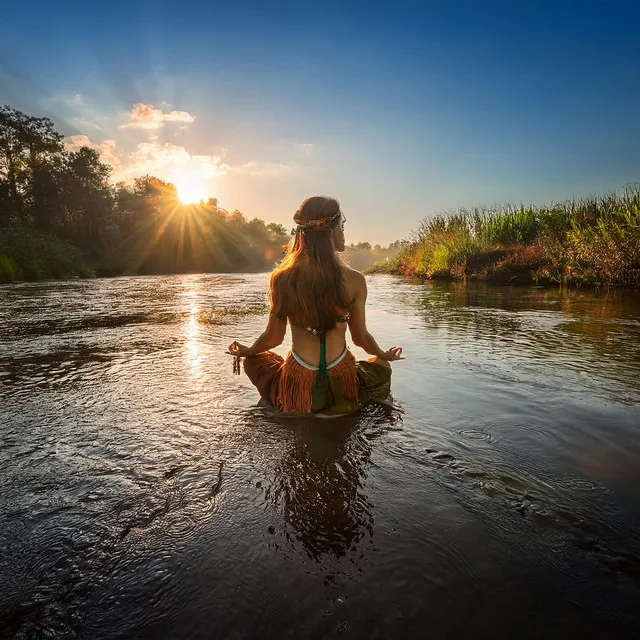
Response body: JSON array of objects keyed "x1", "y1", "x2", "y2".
[{"x1": 317, "y1": 336, "x2": 328, "y2": 377}]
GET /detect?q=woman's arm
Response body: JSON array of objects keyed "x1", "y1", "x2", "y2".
[
  {"x1": 228, "y1": 311, "x2": 287, "y2": 357},
  {"x1": 347, "y1": 272, "x2": 403, "y2": 360}
]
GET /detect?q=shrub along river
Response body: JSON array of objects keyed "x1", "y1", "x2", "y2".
[{"x1": 1, "y1": 274, "x2": 639, "y2": 639}]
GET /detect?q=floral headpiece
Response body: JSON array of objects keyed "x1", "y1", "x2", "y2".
[{"x1": 294, "y1": 211, "x2": 341, "y2": 231}]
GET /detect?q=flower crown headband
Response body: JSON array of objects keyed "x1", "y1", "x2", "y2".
[{"x1": 294, "y1": 210, "x2": 341, "y2": 231}]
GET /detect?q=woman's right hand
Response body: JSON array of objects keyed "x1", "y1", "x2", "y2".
[
  {"x1": 227, "y1": 341, "x2": 253, "y2": 357},
  {"x1": 382, "y1": 346, "x2": 404, "y2": 361}
]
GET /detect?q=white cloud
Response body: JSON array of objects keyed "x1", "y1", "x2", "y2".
[
  {"x1": 73, "y1": 116, "x2": 101, "y2": 130},
  {"x1": 97, "y1": 139, "x2": 120, "y2": 171},
  {"x1": 129, "y1": 141, "x2": 227, "y2": 180},
  {"x1": 296, "y1": 143, "x2": 315, "y2": 157},
  {"x1": 164, "y1": 110, "x2": 194, "y2": 123},
  {"x1": 130, "y1": 141, "x2": 191, "y2": 171},
  {"x1": 66, "y1": 134, "x2": 226, "y2": 185},
  {"x1": 65, "y1": 135, "x2": 121, "y2": 171},
  {"x1": 192, "y1": 154, "x2": 227, "y2": 178},
  {"x1": 232, "y1": 162, "x2": 293, "y2": 177},
  {"x1": 119, "y1": 103, "x2": 195, "y2": 130},
  {"x1": 74, "y1": 93, "x2": 84, "y2": 103},
  {"x1": 65, "y1": 135, "x2": 94, "y2": 152}
]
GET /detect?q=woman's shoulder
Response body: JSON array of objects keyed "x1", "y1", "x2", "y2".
[
  {"x1": 341, "y1": 266, "x2": 366, "y2": 300},
  {"x1": 342, "y1": 265, "x2": 365, "y2": 285}
]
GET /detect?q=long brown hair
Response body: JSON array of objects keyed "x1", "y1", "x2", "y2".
[{"x1": 270, "y1": 196, "x2": 350, "y2": 331}]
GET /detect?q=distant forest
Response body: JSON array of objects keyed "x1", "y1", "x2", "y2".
[{"x1": 0, "y1": 106, "x2": 403, "y2": 282}]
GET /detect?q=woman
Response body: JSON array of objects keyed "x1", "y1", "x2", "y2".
[{"x1": 228, "y1": 196, "x2": 403, "y2": 416}]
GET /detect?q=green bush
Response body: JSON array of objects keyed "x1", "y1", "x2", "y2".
[{"x1": 0, "y1": 228, "x2": 91, "y2": 281}]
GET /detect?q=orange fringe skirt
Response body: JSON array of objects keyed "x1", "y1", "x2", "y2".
[{"x1": 244, "y1": 349, "x2": 361, "y2": 414}]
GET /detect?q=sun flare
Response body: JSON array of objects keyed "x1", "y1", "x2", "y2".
[{"x1": 176, "y1": 176, "x2": 209, "y2": 204}]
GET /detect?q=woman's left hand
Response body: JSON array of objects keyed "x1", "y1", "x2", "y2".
[
  {"x1": 227, "y1": 341, "x2": 252, "y2": 357},
  {"x1": 382, "y1": 346, "x2": 405, "y2": 361}
]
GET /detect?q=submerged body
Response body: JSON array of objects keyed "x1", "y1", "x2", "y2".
[{"x1": 229, "y1": 196, "x2": 403, "y2": 415}]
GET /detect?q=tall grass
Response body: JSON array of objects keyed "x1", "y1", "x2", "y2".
[{"x1": 385, "y1": 184, "x2": 640, "y2": 286}]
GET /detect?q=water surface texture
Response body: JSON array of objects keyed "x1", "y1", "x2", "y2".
[{"x1": 1, "y1": 275, "x2": 639, "y2": 639}]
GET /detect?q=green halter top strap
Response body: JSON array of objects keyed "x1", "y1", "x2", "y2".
[
  {"x1": 307, "y1": 312, "x2": 351, "y2": 376},
  {"x1": 318, "y1": 335, "x2": 328, "y2": 377},
  {"x1": 311, "y1": 333, "x2": 330, "y2": 400}
]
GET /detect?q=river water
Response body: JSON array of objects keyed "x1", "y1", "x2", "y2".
[{"x1": 1, "y1": 274, "x2": 639, "y2": 639}]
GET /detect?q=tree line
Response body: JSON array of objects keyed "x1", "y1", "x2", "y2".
[
  {"x1": 0, "y1": 105, "x2": 291, "y2": 280},
  {"x1": 344, "y1": 240, "x2": 408, "y2": 271},
  {"x1": 0, "y1": 105, "x2": 403, "y2": 282}
]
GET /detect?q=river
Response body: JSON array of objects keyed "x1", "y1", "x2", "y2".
[{"x1": 1, "y1": 274, "x2": 639, "y2": 639}]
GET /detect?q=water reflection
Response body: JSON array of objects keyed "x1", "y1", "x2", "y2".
[
  {"x1": 266, "y1": 406, "x2": 401, "y2": 562},
  {"x1": 184, "y1": 313, "x2": 204, "y2": 380},
  {"x1": 182, "y1": 285, "x2": 205, "y2": 381},
  {"x1": 426, "y1": 281, "x2": 640, "y2": 319},
  {"x1": 414, "y1": 281, "x2": 640, "y2": 403}
]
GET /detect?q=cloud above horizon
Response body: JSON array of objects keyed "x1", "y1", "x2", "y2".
[
  {"x1": 119, "y1": 102, "x2": 195, "y2": 130},
  {"x1": 130, "y1": 141, "x2": 228, "y2": 180},
  {"x1": 73, "y1": 116, "x2": 100, "y2": 130},
  {"x1": 63, "y1": 101, "x2": 304, "y2": 199},
  {"x1": 230, "y1": 161, "x2": 293, "y2": 177},
  {"x1": 65, "y1": 134, "x2": 227, "y2": 184},
  {"x1": 295, "y1": 143, "x2": 315, "y2": 157}
]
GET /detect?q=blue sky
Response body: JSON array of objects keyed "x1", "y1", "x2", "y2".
[{"x1": 1, "y1": 1, "x2": 639, "y2": 244}]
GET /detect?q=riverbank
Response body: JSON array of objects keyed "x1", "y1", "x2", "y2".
[
  {"x1": 368, "y1": 186, "x2": 640, "y2": 288},
  {"x1": 0, "y1": 224, "x2": 279, "y2": 284},
  {"x1": 0, "y1": 227, "x2": 403, "y2": 284}
]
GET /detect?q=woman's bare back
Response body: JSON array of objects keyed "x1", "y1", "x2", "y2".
[{"x1": 288, "y1": 266, "x2": 362, "y2": 366}]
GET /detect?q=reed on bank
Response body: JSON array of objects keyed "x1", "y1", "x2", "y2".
[{"x1": 371, "y1": 185, "x2": 640, "y2": 287}]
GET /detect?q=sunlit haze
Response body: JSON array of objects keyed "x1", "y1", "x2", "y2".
[
  {"x1": 2, "y1": 1, "x2": 639, "y2": 244},
  {"x1": 175, "y1": 176, "x2": 210, "y2": 205}
]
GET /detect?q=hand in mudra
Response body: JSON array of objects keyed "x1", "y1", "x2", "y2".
[
  {"x1": 227, "y1": 341, "x2": 252, "y2": 358},
  {"x1": 383, "y1": 346, "x2": 404, "y2": 361}
]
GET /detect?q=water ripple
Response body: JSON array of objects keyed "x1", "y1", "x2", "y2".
[{"x1": 1, "y1": 274, "x2": 639, "y2": 638}]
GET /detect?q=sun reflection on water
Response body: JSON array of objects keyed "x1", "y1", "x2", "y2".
[{"x1": 183, "y1": 287, "x2": 205, "y2": 382}]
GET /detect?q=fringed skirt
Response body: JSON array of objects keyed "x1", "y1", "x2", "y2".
[{"x1": 244, "y1": 349, "x2": 391, "y2": 416}]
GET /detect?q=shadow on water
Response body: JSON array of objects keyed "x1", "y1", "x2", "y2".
[{"x1": 252, "y1": 404, "x2": 403, "y2": 563}]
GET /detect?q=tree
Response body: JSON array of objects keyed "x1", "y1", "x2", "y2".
[
  {"x1": 0, "y1": 105, "x2": 64, "y2": 226},
  {"x1": 230, "y1": 209, "x2": 246, "y2": 223},
  {"x1": 267, "y1": 222, "x2": 288, "y2": 239},
  {"x1": 64, "y1": 147, "x2": 112, "y2": 250},
  {"x1": 0, "y1": 105, "x2": 30, "y2": 222}
]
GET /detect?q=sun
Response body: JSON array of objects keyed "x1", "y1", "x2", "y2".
[{"x1": 175, "y1": 176, "x2": 209, "y2": 204}]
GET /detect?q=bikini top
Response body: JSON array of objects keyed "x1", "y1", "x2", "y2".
[
  {"x1": 306, "y1": 311, "x2": 351, "y2": 379},
  {"x1": 305, "y1": 311, "x2": 351, "y2": 336}
]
